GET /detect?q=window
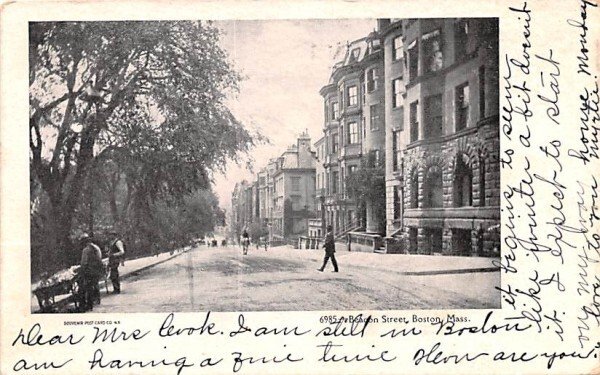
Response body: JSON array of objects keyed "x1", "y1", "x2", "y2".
[
  {"x1": 370, "y1": 104, "x2": 379, "y2": 131},
  {"x1": 347, "y1": 121, "x2": 359, "y2": 144},
  {"x1": 373, "y1": 150, "x2": 381, "y2": 166},
  {"x1": 392, "y1": 130, "x2": 399, "y2": 171},
  {"x1": 424, "y1": 94, "x2": 443, "y2": 139},
  {"x1": 363, "y1": 81, "x2": 366, "y2": 104},
  {"x1": 424, "y1": 168, "x2": 443, "y2": 208},
  {"x1": 371, "y1": 38, "x2": 381, "y2": 52},
  {"x1": 479, "y1": 66, "x2": 486, "y2": 119},
  {"x1": 393, "y1": 186, "x2": 401, "y2": 220},
  {"x1": 407, "y1": 40, "x2": 419, "y2": 81},
  {"x1": 479, "y1": 158, "x2": 486, "y2": 207},
  {"x1": 349, "y1": 48, "x2": 360, "y2": 62},
  {"x1": 410, "y1": 168, "x2": 419, "y2": 209},
  {"x1": 453, "y1": 156, "x2": 472, "y2": 207},
  {"x1": 455, "y1": 19, "x2": 469, "y2": 59},
  {"x1": 455, "y1": 82, "x2": 470, "y2": 131},
  {"x1": 348, "y1": 165, "x2": 357, "y2": 175},
  {"x1": 410, "y1": 101, "x2": 419, "y2": 142},
  {"x1": 392, "y1": 78, "x2": 402, "y2": 108},
  {"x1": 332, "y1": 171, "x2": 339, "y2": 194},
  {"x1": 393, "y1": 35, "x2": 403, "y2": 61},
  {"x1": 452, "y1": 229, "x2": 472, "y2": 256},
  {"x1": 362, "y1": 116, "x2": 366, "y2": 138},
  {"x1": 291, "y1": 177, "x2": 301, "y2": 192},
  {"x1": 291, "y1": 195, "x2": 303, "y2": 210},
  {"x1": 423, "y1": 227, "x2": 442, "y2": 255},
  {"x1": 422, "y1": 30, "x2": 443, "y2": 73},
  {"x1": 348, "y1": 86, "x2": 358, "y2": 106},
  {"x1": 366, "y1": 68, "x2": 378, "y2": 92},
  {"x1": 331, "y1": 102, "x2": 339, "y2": 120},
  {"x1": 332, "y1": 136, "x2": 338, "y2": 153}
]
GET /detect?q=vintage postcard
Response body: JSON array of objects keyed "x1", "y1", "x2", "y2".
[{"x1": 1, "y1": 0, "x2": 599, "y2": 374}]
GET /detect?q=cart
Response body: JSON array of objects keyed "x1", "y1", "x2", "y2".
[{"x1": 32, "y1": 259, "x2": 110, "y2": 313}]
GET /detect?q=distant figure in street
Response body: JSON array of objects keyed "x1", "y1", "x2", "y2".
[
  {"x1": 241, "y1": 229, "x2": 250, "y2": 255},
  {"x1": 318, "y1": 225, "x2": 338, "y2": 272},
  {"x1": 261, "y1": 236, "x2": 268, "y2": 251},
  {"x1": 108, "y1": 231, "x2": 125, "y2": 294},
  {"x1": 79, "y1": 233, "x2": 103, "y2": 311}
]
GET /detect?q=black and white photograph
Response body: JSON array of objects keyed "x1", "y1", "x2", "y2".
[{"x1": 29, "y1": 18, "x2": 500, "y2": 314}]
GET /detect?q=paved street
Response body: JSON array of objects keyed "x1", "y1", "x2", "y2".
[{"x1": 90, "y1": 243, "x2": 500, "y2": 313}]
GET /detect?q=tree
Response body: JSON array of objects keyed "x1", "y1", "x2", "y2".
[
  {"x1": 248, "y1": 221, "x2": 268, "y2": 242},
  {"x1": 345, "y1": 153, "x2": 386, "y2": 233},
  {"x1": 29, "y1": 21, "x2": 254, "y2": 266}
]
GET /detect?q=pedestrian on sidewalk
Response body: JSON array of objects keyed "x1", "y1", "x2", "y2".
[
  {"x1": 79, "y1": 233, "x2": 103, "y2": 311},
  {"x1": 318, "y1": 225, "x2": 338, "y2": 272},
  {"x1": 108, "y1": 230, "x2": 125, "y2": 294}
]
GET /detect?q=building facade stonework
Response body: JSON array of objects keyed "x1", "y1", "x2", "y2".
[
  {"x1": 314, "y1": 18, "x2": 499, "y2": 255},
  {"x1": 318, "y1": 32, "x2": 386, "y2": 237},
  {"x1": 232, "y1": 18, "x2": 500, "y2": 256},
  {"x1": 380, "y1": 18, "x2": 500, "y2": 256}
]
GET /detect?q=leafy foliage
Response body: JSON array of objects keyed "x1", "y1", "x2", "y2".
[
  {"x1": 29, "y1": 21, "x2": 255, "y2": 271},
  {"x1": 345, "y1": 152, "x2": 386, "y2": 233},
  {"x1": 248, "y1": 221, "x2": 269, "y2": 241}
]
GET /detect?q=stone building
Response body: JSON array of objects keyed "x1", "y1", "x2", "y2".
[
  {"x1": 381, "y1": 18, "x2": 500, "y2": 255},
  {"x1": 319, "y1": 32, "x2": 386, "y2": 237},
  {"x1": 314, "y1": 18, "x2": 500, "y2": 255},
  {"x1": 271, "y1": 132, "x2": 317, "y2": 241},
  {"x1": 231, "y1": 132, "x2": 318, "y2": 243}
]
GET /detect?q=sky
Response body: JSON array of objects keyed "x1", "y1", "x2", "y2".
[{"x1": 211, "y1": 19, "x2": 376, "y2": 212}]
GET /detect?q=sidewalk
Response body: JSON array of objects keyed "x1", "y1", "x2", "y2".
[
  {"x1": 268, "y1": 245, "x2": 499, "y2": 275},
  {"x1": 30, "y1": 246, "x2": 191, "y2": 313}
]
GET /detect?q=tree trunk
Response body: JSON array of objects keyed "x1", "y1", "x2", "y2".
[{"x1": 109, "y1": 172, "x2": 120, "y2": 226}]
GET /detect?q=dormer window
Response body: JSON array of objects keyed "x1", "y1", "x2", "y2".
[{"x1": 369, "y1": 38, "x2": 381, "y2": 53}]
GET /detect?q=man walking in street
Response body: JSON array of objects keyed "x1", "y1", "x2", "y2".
[
  {"x1": 318, "y1": 225, "x2": 338, "y2": 272},
  {"x1": 241, "y1": 228, "x2": 250, "y2": 255},
  {"x1": 79, "y1": 233, "x2": 103, "y2": 312},
  {"x1": 108, "y1": 230, "x2": 125, "y2": 294}
]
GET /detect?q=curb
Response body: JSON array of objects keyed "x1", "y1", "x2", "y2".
[
  {"x1": 400, "y1": 267, "x2": 500, "y2": 276},
  {"x1": 115, "y1": 247, "x2": 192, "y2": 281}
]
